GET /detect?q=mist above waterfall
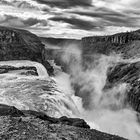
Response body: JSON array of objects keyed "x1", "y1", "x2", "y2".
[{"x1": 52, "y1": 43, "x2": 140, "y2": 140}]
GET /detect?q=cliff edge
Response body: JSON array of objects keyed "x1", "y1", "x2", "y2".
[{"x1": 0, "y1": 26, "x2": 53, "y2": 75}]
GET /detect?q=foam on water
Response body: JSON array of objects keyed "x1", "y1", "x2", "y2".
[{"x1": 0, "y1": 60, "x2": 79, "y2": 118}]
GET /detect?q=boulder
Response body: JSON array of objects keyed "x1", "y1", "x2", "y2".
[
  {"x1": 59, "y1": 116, "x2": 90, "y2": 128},
  {"x1": 0, "y1": 104, "x2": 24, "y2": 117}
]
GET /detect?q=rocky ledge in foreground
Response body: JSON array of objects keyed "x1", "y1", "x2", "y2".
[{"x1": 0, "y1": 104, "x2": 127, "y2": 140}]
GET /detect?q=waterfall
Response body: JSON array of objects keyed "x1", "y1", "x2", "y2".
[
  {"x1": 0, "y1": 60, "x2": 79, "y2": 118},
  {"x1": 33, "y1": 62, "x2": 48, "y2": 77},
  {"x1": 0, "y1": 58, "x2": 139, "y2": 140}
]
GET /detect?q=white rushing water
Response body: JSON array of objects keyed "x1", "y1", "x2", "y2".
[
  {"x1": 0, "y1": 60, "x2": 79, "y2": 118},
  {"x1": 0, "y1": 56, "x2": 140, "y2": 140}
]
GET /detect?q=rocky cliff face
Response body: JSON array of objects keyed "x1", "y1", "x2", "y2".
[
  {"x1": 82, "y1": 30, "x2": 140, "y2": 58},
  {"x1": 0, "y1": 26, "x2": 44, "y2": 61},
  {"x1": 82, "y1": 30, "x2": 140, "y2": 45},
  {"x1": 0, "y1": 26, "x2": 53, "y2": 75}
]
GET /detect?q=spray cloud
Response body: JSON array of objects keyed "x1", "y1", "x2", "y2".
[{"x1": 53, "y1": 42, "x2": 140, "y2": 140}]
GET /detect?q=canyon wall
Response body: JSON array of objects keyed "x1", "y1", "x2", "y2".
[
  {"x1": 0, "y1": 26, "x2": 53, "y2": 75},
  {"x1": 82, "y1": 29, "x2": 140, "y2": 58}
]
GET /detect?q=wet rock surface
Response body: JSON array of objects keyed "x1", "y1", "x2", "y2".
[
  {"x1": 106, "y1": 62, "x2": 140, "y2": 112},
  {"x1": 0, "y1": 104, "x2": 127, "y2": 140}
]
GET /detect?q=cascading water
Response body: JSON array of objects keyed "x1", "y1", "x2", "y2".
[
  {"x1": 0, "y1": 53, "x2": 140, "y2": 140},
  {"x1": 0, "y1": 60, "x2": 79, "y2": 118}
]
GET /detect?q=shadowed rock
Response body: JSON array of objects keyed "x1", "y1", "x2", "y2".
[
  {"x1": 0, "y1": 104, "x2": 24, "y2": 117},
  {"x1": 0, "y1": 104, "x2": 127, "y2": 140},
  {"x1": 59, "y1": 116, "x2": 90, "y2": 128},
  {"x1": 0, "y1": 65, "x2": 38, "y2": 75},
  {"x1": 22, "y1": 110, "x2": 90, "y2": 128}
]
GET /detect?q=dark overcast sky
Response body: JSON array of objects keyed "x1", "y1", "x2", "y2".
[{"x1": 0, "y1": 0, "x2": 139, "y2": 38}]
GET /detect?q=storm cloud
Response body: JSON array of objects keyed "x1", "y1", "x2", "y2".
[
  {"x1": 0, "y1": 15, "x2": 48, "y2": 28},
  {"x1": 0, "y1": 0, "x2": 139, "y2": 38},
  {"x1": 71, "y1": 10, "x2": 138, "y2": 27},
  {"x1": 35, "y1": 0, "x2": 92, "y2": 7},
  {"x1": 49, "y1": 16, "x2": 103, "y2": 30}
]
